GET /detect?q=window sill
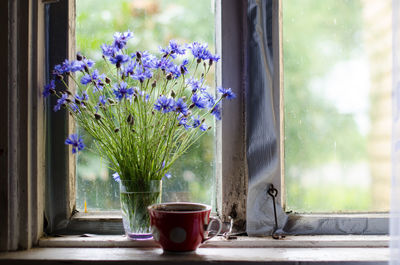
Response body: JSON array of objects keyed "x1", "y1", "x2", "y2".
[
  {"x1": 38, "y1": 235, "x2": 389, "y2": 248},
  {"x1": 1, "y1": 235, "x2": 388, "y2": 264},
  {"x1": 0, "y1": 244, "x2": 389, "y2": 264}
]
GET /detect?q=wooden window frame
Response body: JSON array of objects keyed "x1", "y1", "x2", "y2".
[
  {"x1": 45, "y1": 0, "x2": 389, "y2": 236},
  {"x1": 0, "y1": 0, "x2": 389, "y2": 251}
]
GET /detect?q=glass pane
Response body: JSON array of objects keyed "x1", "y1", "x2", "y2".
[
  {"x1": 283, "y1": 0, "x2": 392, "y2": 212},
  {"x1": 76, "y1": 0, "x2": 216, "y2": 211}
]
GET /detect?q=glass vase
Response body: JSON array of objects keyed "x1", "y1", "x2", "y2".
[{"x1": 119, "y1": 180, "x2": 162, "y2": 240}]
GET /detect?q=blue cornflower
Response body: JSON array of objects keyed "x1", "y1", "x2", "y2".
[
  {"x1": 113, "y1": 81, "x2": 134, "y2": 100},
  {"x1": 52, "y1": 64, "x2": 65, "y2": 76},
  {"x1": 169, "y1": 40, "x2": 186, "y2": 55},
  {"x1": 180, "y1": 59, "x2": 189, "y2": 75},
  {"x1": 160, "y1": 40, "x2": 186, "y2": 59},
  {"x1": 53, "y1": 93, "x2": 68, "y2": 112},
  {"x1": 98, "y1": 96, "x2": 106, "y2": 106},
  {"x1": 218, "y1": 87, "x2": 236, "y2": 100},
  {"x1": 82, "y1": 58, "x2": 95, "y2": 68},
  {"x1": 174, "y1": 98, "x2": 188, "y2": 116},
  {"x1": 178, "y1": 115, "x2": 191, "y2": 130},
  {"x1": 192, "y1": 115, "x2": 202, "y2": 128},
  {"x1": 64, "y1": 59, "x2": 85, "y2": 73},
  {"x1": 123, "y1": 60, "x2": 136, "y2": 76},
  {"x1": 211, "y1": 103, "x2": 222, "y2": 120},
  {"x1": 80, "y1": 74, "x2": 92, "y2": 85},
  {"x1": 112, "y1": 30, "x2": 133, "y2": 50},
  {"x1": 167, "y1": 65, "x2": 181, "y2": 79},
  {"x1": 200, "y1": 124, "x2": 208, "y2": 132},
  {"x1": 154, "y1": 96, "x2": 175, "y2": 113},
  {"x1": 188, "y1": 42, "x2": 211, "y2": 61},
  {"x1": 202, "y1": 92, "x2": 216, "y2": 108},
  {"x1": 65, "y1": 134, "x2": 85, "y2": 154},
  {"x1": 101, "y1": 43, "x2": 116, "y2": 57},
  {"x1": 132, "y1": 68, "x2": 153, "y2": 83},
  {"x1": 112, "y1": 172, "x2": 120, "y2": 183},
  {"x1": 156, "y1": 57, "x2": 174, "y2": 71},
  {"x1": 162, "y1": 173, "x2": 172, "y2": 180},
  {"x1": 208, "y1": 53, "x2": 220, "y2": 63},
  {"x1": 75, "y1": 92, "x2": 88, "y2": 102},
  {"x1": 43, "y1": 80, "x2": 55, "y2": 97},
  {"x1": 191, "y1": 93, "x2": 207, "y2": 109},
  {"x1": 186, "y1": 78, "x2": 203, "y2": 93},
  {"x1": 110, "y1": 54, "x2": 129, "y2": 67},
  {"x1": 70, "y1": 103, "x2": 80, "y2": 113},
  {"x1": 141, "y1": 51, "x2": 158, "y2": 69}
]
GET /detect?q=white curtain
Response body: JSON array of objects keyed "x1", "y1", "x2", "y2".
[{"x1": 391, "y1": 0, "x2": 400, "y2": 264}]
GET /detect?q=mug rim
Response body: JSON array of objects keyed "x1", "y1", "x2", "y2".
[{"x1": 147, "y1": 202, "x2": 211, "y2": 214}]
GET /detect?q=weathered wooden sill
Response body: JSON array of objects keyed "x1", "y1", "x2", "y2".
[
  {"x1": 0, "y1": 246, "x2": 389, "y2": 265},
  {"x1": 0, "y1": 236, "x2": 390, "y2": 264},
  {"x1": 38, "y1": 235, "x2": 390, "y2": 248}
]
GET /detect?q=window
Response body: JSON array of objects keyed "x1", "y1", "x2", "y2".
[
  {"x1": 75, "y1": 0, "x2": 217, "y2": 211},
  {"x1": 42, "y1": 0, "x2": 248, "y2": 234},
  {"x1": 43, "y1": 0, "x2": 389, "y2": 236},
  {"x1": 283, "y1": 0, "x2": 392, "y2": 213}
]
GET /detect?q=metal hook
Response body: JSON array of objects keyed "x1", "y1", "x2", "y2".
[{"x1": 267, "y1": 184, "x2": 285, "y2": 240}]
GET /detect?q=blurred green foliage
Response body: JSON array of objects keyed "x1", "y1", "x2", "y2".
[
  {"x1": 283, "y1": 0, "x2": 370, "y2": 212},
  {"x1": 76, "y1": 0, "x2": 215, "y2": 211}
]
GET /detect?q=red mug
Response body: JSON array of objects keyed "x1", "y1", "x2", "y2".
[{"x1": 148, "y1": 202, "x2": 222, "y2": 252}]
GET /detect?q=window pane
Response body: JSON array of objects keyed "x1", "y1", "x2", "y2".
[
  {"x1": 76, "y1": 0, "x2": 216, "y2": 211},
  {"x1": 283, "y1": 0, "x2": 391, "y2": 212}
]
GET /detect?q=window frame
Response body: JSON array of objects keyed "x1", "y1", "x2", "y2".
[
  {"x1": 0, "y1": 0, "x2": 387, "y2": 245},
  {"x1": 48, "y1": 0, "x2": 390, "y2": 236}
]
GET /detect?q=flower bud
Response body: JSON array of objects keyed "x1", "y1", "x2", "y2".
[
  {"x1": 94, "y1": 113, "x2": 102, "y2": 120},
  {"x1": 65, "y1": 98, "x2": 72, "y2": 103},
  {"x1": 152, "y1": 80, "x2": 157, "y2": 88},
  {"x1": 197, "y1": 58, "x2": 202, "y2": 64},
  {"x1": 76, "y1": 52, "x2": 83, "y2": 61},
  {"x1": 209, "y1": 59, "x2": 214, "y2": 66},
  {"x1": 136, "y1": 51, "x2": 142, "y2": 59},
  {"x1": 50, "y1": 89, "x2": 56, "y2": 95},
  {"x1": 65, "y1": 90, "x2": 73, "y2": 96},
  {"x1": 116, "y1": 62, "x2": 121, "y2": 68},
  {"x1": 108, "y1": 98, "x2": 115, "y2": 104},
  {"x1": 180, "y1": 66, "x2": 186, "y2": 75},
  {"x1": 189, "y1": 103, "x2": 195, "y2": 109},
  {"x1": 166, "y1": 73, "x2": 172, "y2": 80},
  {"x1": 56, "y1": 75, "x2": 63, "y2": 80},
  {"x1": 105, "y1": 77, "x2": 111, "y2": 84},
  {"x1": 203, "y1": 62, "x2": 207, "y2": 68},
  {"x1": 75, "y1": 98, "x2": 81, "y2": 105},
  {"x1": 126, "y1": 114, "x2": 134, "y2": 125},
  {"x1": 114, "y1": 128, "x2": 120, "y2": 133},
  {"x1": 170, "y1": 90, "x2": 176, "y2": 98}
]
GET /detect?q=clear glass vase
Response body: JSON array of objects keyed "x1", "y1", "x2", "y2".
[{"x1": 119, "y1": 180, "x2": 162, "y2": 240}]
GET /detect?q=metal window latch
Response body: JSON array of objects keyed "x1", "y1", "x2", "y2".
[
  {"x1": 223, "y1": 216, "x2": 236, "y2": 240},
  {"x1": 267, "y1": 184, "x2": 285, "y2": 240}
]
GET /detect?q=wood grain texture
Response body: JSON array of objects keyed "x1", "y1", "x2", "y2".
[
  {"x1": 0, "y1": 0, "x2": 10, "y2": 252},
  {"x1": 0, "y1": 247, "x2": 389, "y2": 264},
  {"x1": 38, "y1": 235, "x2": 389, "y2": 248},
  {"x1": 216, "y1": 0, "x2": 248, "y2": 232}
]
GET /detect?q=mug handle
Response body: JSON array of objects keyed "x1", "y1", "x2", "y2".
[{"x1": 203, "y1": 217, "x2": 222, "y2": 242}]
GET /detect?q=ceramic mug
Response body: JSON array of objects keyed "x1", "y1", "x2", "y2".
[{"x1": 148, "y1": 202, "x2": 222, "y2": 252}]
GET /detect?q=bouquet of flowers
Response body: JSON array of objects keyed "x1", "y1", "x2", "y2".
[{"x1": 43, "y1": 30, "x2": 235, "y2": 238}]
